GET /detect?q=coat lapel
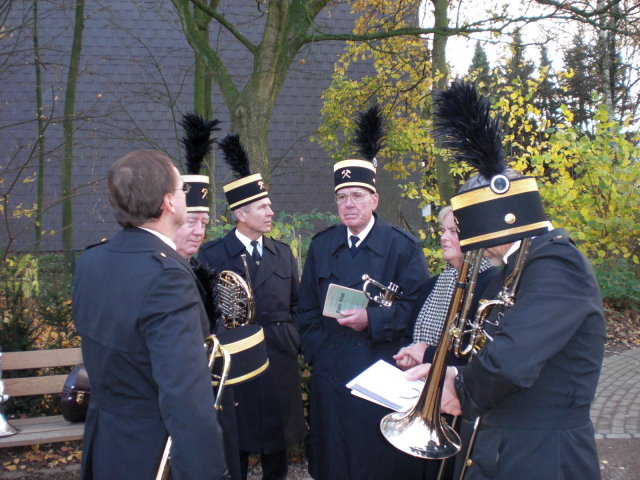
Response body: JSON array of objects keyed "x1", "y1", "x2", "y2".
[{"x1": 251, "y1": 236, "x2": 276, "y2": 291}]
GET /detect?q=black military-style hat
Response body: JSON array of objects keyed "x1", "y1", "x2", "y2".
[
  {"x1": 334, "y1": 104, "x2": 386, "y2": 193},
  {"x1": 219, "y1": 134, "x2": 269, "y2": 210},
  {"x1": 433, "y1": 80, "x2": 548, "y2": 252},
  {"x1": 179, "y1": 113, "x2": 220, "y2": 212}
]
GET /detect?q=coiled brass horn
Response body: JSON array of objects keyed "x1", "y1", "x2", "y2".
[
  {"x1": 380, "y1": 249, "x2": 484, "y2": 459},
  {"x1": 362, "y1": 274, "x2": 402, "y2": 307},
  {"x1": 215, "y1": 269, "x2": 255, "y2": 328}
]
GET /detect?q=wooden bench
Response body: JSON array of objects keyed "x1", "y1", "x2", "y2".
[{"x1": 0, "y1": 348, "x2": 84, "y2": 448}]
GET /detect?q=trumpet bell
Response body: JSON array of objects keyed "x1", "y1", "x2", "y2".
[{"x1": 380, "y1": 408, "x2": 460, "y2": 459}]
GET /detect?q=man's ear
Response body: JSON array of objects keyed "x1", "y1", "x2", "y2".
[
  {"x1": 371, "y1": 192, "x2": 379, "y2": 211},
  {"x1": 235, "y1": 208, "x2": 246, "y2": 223},
  {"x1": 163, "y1": 192, "x2": 176, "y2": 214}
]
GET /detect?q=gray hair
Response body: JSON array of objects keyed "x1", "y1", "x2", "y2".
[{"x1": 437, "y1": 205, "x2": 453, "y2": 225}]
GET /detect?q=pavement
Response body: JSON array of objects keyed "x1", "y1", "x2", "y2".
[{"x1": 592, "y1": 347, "x2": 640, "y2": 480}]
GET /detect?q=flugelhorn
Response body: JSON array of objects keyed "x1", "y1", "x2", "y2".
[
  {"x1": 380, "y1": 249, "x2": 484, "y2": 459},
  {"x1": 362, "y1": 274, "x2": 402, "y2": 307}
]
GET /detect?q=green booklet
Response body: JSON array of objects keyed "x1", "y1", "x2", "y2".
[{"x1": 322, "y1": 283, "x2": 369, "y2": 319}]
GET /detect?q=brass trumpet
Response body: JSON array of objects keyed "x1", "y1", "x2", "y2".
[{"x1": 362, "y1": 274, "x2": 402, "y2": 307}]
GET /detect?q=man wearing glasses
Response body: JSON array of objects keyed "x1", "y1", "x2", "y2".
[
  {"x1": 72, "y1": 149, "x2": 228, "y2": 480},
  {"x1": 296, "y1": 141, "x2": 430, "y2": 479}
]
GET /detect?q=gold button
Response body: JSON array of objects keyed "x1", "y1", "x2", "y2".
[
  {"x1": 160, "y1": 252, "x2": 167, "y2": 258},
  {"x1": 504, "y1": 213, "x2": 516, "y2": 224}
]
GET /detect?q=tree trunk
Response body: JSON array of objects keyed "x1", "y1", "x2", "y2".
[
  {"x1": 32, "y1": 0, "x2": 45, "y2": 253},
  {"x1": 193, "y1": 1, "x2": 217, "y2": 218},
  {"x1": 172, "y1": 0, "x2": 320, "y2": 186},
  {"x1": 596, "y1": 0, "x2": 617, "y2": 118},
  {"x1": 61, "y1": 0, "x2": 85, "y2": 267},
  {"x1": 430, "y1": 0, "x2": 455, "y2": 203}
]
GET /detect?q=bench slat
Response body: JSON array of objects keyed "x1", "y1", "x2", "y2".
[
  {"x1": 0, "y1": 349, "x2": 85, "y2": 449},
  {"x1": 3, "y1": 348, "x2": 82, "y2": 370},
  {"x1": 4, "y1": 375, "x2": 68, "y2": 397},
  {"x1": 0, "y1": 416, "x2": 83, "y2": 448}
]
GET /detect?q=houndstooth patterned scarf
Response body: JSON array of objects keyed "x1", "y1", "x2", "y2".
[{"x1": 413, "y1": 257, "x2": 493, "y2": 346}]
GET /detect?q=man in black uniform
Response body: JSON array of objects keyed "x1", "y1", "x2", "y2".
[
  {"x1": 73, "y1": 149, "x2": 227, "y2": 480},
  {"x1": 175, "y1": 114, "x2": 243, "y2": 480},
  {"x1": 295, "y1": 106, "x2": 430, "y2": 480},
  {"x1": 199, "y1": 135, "x2": 306, "y2": 480},
  {"x1": 410, "y1": 81, "x2": 605, "y2": 480}
]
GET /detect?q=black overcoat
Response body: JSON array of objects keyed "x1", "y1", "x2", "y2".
[
  {"x1": 296, "y1": 215, "x2": 430, "y2": 480},
  {"x1": 198, "y1": 230, "x2": 306, "y2": 453},
  {"x1": 455, "y1": 229, "x2": 606, "y2": 480},
  {"x1": 190, "y1": 256, "x2": 242, "y2": 480},
  {"x1": 72, "y1": 228, "x2": 227, "y2": 480}
]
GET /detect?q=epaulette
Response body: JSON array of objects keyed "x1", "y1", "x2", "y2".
[
  {"x1": 391, "y1": 225, "x2": 420, "y2": 243},
  {"x1": 84, "y1": 237, "x2": 109, "y2": 250},
  {"x1": 269, "y1": 236, "x2": 291, "y2": 248},
  {"x1": 199, "y1": 237, "x2": 224, "y2": 252},
  {"x1": 548, "y1": 230, "x2": 572, "y2": 246},
  {"x1": 311, "y1": 224, "x2": 338, "y2": 239}
]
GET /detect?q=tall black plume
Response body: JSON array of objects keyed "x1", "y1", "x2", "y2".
[
  {"x1": 192, "y1": 261, "x2": 219, "y2": 331},
  {"x1": 354, "y1": 104, "x2": 386, "y2": 163},
  {"x1": 218, "y1": 134, "x2": 252, "y2": 179},
  {"x1": 180, "y1": 113, "x2": 221, "y2": 174},
  {"x1": 432, "y1": 80, "x2": 506, "y2": 179}
]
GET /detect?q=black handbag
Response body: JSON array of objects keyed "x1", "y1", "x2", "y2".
[{"x1": 60, "y1": 364, "x2": 90, "y2": 423}]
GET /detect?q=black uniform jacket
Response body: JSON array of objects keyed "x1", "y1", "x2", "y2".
[
  {"x1": 455, "y1": 229, "x2": 606, "y2": 480},
  {"x1": 296, "y1": 215, "x2": 430, "y2": 480},
  {"x1": 73, "y1": 228, "x2": 227, "y2": 480},
  {"x1": 198, "y1": 230, "x2": 306, "y2": 453}
]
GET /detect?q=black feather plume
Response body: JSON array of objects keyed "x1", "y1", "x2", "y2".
[
  {"x1": 218, "y1": 134, "x2": 252, "y2": 179},
  {"x1": 433, "y1": 80, "x2": 506, "y2": 179},
  {"x1": 180, "y1": 113, "x2": 221, "y2": 174},
  {"x1": 354, "y1": 104, "x2": 385, "y2": 162},
  {"x1": 192, "y1": 261, "x2": 219, "y2": 330}
]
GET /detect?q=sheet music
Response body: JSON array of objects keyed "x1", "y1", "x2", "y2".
[{"x1": 346, "y1": 359, "x2": 424, "y2": 412}]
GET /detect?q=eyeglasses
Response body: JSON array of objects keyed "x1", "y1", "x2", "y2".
[
  {"x1": 335, "y1": 191, "x2": 371, "y2": 204},
  {"x1": 177, "y1": 183, "x2": 191, "y2": 194}
]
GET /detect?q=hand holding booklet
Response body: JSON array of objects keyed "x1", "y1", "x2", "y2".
[
  {"x1": 323, "y1": 283, "x2": 369, "y2": 319},
  {"x1": 346, "y1": 359, "x2": 425, "y2": 412}
]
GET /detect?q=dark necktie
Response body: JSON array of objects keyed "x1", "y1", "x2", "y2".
[
  {"x1": 349, "y1": 235, "x2": 359, "y2": 252},
  {"x1": 251, "y1": 240, "x2": 261, "y2": 264}
]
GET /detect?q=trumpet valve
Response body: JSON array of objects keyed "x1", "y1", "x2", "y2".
[{"x1": 449, "y1": 326, "x2": 462, "y2": 339}]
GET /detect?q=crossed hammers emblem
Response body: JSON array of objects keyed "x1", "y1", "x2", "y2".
[
  {"x1": 258, "y1": 180, "x2": 265, "y2": 190},
  {"x1": 341, "y1": 169, "x2": 351, "y2": 179}
]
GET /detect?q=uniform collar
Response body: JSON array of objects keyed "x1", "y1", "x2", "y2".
[
  {"x1": 347, "y1": 215, "x2": 375, "y2": 247},
  {"x1": 138, "y1": 226, "x2": 176, "y2": 250}
]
